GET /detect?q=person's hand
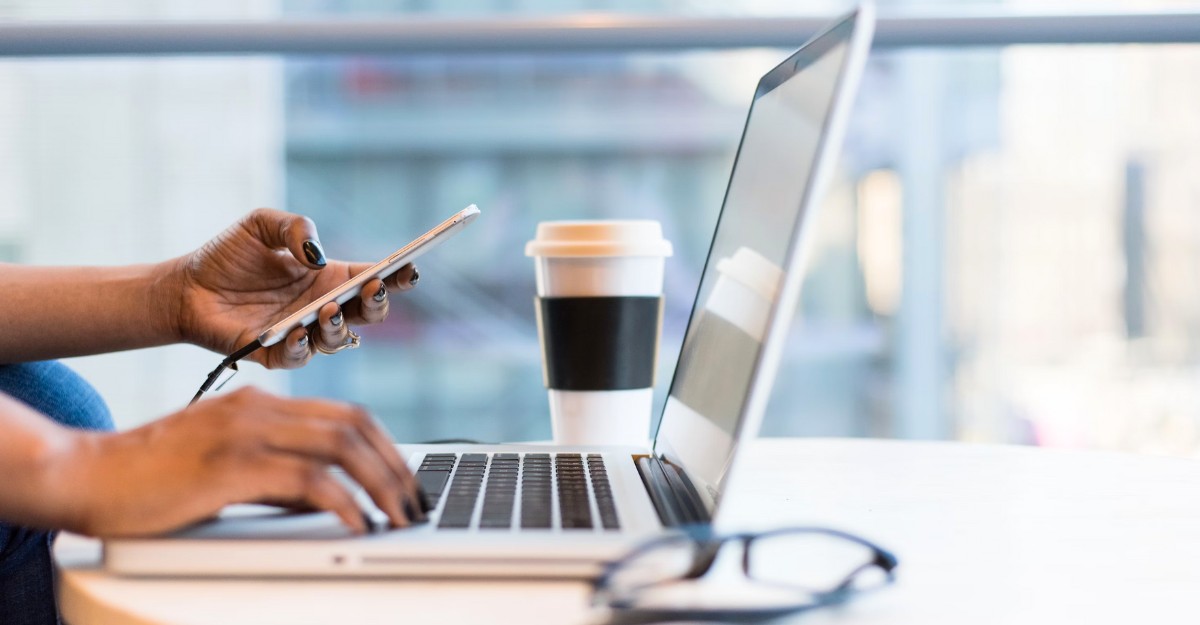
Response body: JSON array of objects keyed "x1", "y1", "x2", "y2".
[
  {"x1": 58, "y1": 387, "x2": 423, "y2": 537},
  {"x1": 168, "y1": 208, "x2": 420, "y2": 368}
]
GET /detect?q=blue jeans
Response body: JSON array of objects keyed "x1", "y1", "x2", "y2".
[{"x1": 0, "y1": 362, "x2": 113, "y2": 625}]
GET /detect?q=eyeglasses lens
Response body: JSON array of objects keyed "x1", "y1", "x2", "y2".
[
  {"x1": 746, "y1": 532, "x2": 884, "y2": 592},
  {"x1": 606, "y1": 536, "x2": 699, "y2": 598}
]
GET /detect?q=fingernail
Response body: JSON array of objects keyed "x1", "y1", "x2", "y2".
[
  {"x1": 403, "y1": 496, "x2": 426, "y2": 523},
  {"x1": 373, "y1": 283, "x2": 387, "y2": 303},
  {"x1": 330, "y1": 310, "x2": 343, "y2": 327},
  {"x1": 409, "y1": 268, "x2": 420, "y2": 286},
  {"x1": 297, "y1": 334, "x2": 308, "y2": 349},
  {"x1": 416, "y1": 486, "x2": 432, "y2": 514},
  {"x1": 302, "y1": 240, "x2": 327, "y2": 267},
  {"x1": 361, "y1": 511, "x2": 376, "y2": 534}
]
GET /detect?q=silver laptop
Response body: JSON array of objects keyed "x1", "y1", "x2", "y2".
[{"x1": 104, "y1": 5, "x2": 875, "y2": 578}]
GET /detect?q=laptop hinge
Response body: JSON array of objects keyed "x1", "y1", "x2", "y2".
[{"x1": 635, "y1": 456, "x2": 711, "y2": 527}]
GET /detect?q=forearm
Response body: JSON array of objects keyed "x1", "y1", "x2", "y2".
[
  {"x1": 0, "y1": 394, "x2": 94, "y2": 532},
  {"x1": 0, "y1": 260, "x2": 183, "y2": 363}
]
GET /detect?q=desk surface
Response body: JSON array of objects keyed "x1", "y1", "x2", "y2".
[{"x1": 56, "y1": 438, "x2": 1200, "y2": 625}]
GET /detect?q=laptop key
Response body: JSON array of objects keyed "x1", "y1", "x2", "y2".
[
  {"x1": 438, "y1": 515, "x2": 472, "y2": 529},
  {"x1": 590, "y1": 459, "x2": 620, "y2": 530},
  {"x1": 431, "y1": 452, "x2": 621, "y2": 531},
  {"x1": 415, "y1": 470, "x2": 451, "y2": 499}
]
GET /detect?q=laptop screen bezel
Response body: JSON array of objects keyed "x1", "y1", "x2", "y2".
[{"x1": 650, "y1": 5, "x2": 875, "y2": 516}]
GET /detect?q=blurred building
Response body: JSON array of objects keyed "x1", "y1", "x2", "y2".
[
  {"x1": 0, "y1": 0, "x2": 1197, "y2": 456},
  {"x1": 279, "y1": 0, "x2": 1003, "y2": 444}
]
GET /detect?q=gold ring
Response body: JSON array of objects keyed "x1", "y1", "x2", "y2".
[{"x1": 316, "y1": 329, "x2": 361, "y2": 355}]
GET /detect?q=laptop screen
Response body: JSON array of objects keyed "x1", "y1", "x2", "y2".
[{"x1": 652, "y1": 11, "x2": 867, "y2": 514}]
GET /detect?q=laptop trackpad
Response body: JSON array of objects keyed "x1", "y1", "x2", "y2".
[{"x1": 170, "y1": 504, "x2": 357, "y2": 540}]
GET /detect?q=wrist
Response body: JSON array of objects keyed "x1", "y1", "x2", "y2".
[
  {"x1": 50, "y1": 427, "x2": 158, "y2": 537},
  {"x1": 35, "y1": 428, "x2": 105, "y2": 535},
  {"x1": 148, "y1": 256, "x2": 189, "y2": 345}
]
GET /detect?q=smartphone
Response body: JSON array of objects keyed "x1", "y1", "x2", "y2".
[{"x1": 256, "y1": 204, "x2": 481, "y2": 347}]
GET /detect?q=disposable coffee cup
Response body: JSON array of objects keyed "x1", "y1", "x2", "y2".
[{"x1": 526, "y1": 221, "x2": 673, "y2": 446}]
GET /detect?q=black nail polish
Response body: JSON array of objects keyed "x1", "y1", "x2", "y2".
[
  {"x1": 330, "y1": 311, "x2": 343, "y2": 327},
  {"x1": 297, "y1": 334, "x2": 308, "y2": 348},
  {"x1": 416, "y1": 486, "x2": 432, "y2": 514},
  {"x1": 302, "y1": 240, "x2": 327, "y2": 267},
  {"x1": 409, "y1": 268, "x2": 420, "y2": 286},
  {"x1": 373, "y1": 284, "x2": 387, "y2": 302},
  {"x1": 402, "y1": 497, "x2": 418, "y2": 521},
  {"x1": 403, "y1": 495, "x2": 427, "y2": 523}
]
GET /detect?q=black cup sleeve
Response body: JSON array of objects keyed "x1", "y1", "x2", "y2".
[{"x1": 536, "y1": 296, "x2": 663, "y2": 391}]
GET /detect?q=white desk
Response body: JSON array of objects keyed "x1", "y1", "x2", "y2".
[{"x1": 55, "y1": 438, "x2": 1200, "y2": 624}]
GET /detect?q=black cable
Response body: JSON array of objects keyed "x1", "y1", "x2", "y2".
[{"x1": 189, "y1": 339, "x2": 263, "y2": 406}]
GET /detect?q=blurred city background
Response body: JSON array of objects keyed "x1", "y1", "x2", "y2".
[{"x1": 1, "y1": 0, "x2": 1199, "y2": 455}]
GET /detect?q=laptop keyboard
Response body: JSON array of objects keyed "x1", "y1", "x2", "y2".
[{"x1": 415, "y1": 452, "x2": 619, "y2": 531}]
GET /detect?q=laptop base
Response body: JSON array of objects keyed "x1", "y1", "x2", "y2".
[{"x1": 105, "y1": 444, "x2": 669, "y2": 579}]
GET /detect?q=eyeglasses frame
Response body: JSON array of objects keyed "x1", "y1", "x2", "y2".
[{"x1": 591, "y1": 524, "x2": 898, "y2": 625}]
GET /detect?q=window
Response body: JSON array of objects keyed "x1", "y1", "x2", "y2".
[{"x1": 2, "y1": 0, "x2": 1198, "y2": 457}]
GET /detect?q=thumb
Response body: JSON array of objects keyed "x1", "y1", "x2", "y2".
[{"x1": 245, "y1": 208, "x2": 327, "y2": 270}]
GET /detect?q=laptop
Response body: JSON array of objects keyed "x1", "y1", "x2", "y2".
[{"x1": 104, "y1": 5, "x2": 875, "y2": 578}]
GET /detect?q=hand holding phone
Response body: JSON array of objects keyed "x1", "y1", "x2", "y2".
[
  {"x1": 189, "y1": 204, "x2": 481, "y2": 404},
  {"x1": 258, "y1": 204, "x2": 480, "y2": 347}
]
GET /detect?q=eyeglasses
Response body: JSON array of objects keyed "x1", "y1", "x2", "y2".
[{"x1": 591, "y1": 525, "x2": 898, "y2": 625}]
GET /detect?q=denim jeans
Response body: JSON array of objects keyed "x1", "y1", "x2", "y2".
[{"x1": 0, "y1": 362, "x2": 113, "y2": 625}]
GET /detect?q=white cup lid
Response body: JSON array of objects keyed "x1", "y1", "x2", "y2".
[
  {"x1": 715, "y1": 247, "x2": 783, "y2": 303},
  {"x1": 525, "y1": 220, "x2": 673, "y2": 258}
]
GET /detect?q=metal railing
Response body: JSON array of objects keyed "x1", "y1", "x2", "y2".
[{"x1": 0, "y1": 11, "x2": 1197, "y2": 56}]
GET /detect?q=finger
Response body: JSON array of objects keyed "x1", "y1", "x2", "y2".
[
  {"x1": 256, "y1": 401, "x2": 414, "y2": 527},
  {"x1": 272, "y1": 397, "x2": 421, "y2": 522},
  {"x1": 345, "y1": 262, "x2": 419, "y2": 293},
  {"x1": 254, "y1": 455, "x2": 367, "y2": 535},
  {"x1": 389, "y1": 263, "x2": 420, "y2": 292},
  {"x1": 341, "y1": 405, "x2": 424, "y2": 521},
  {"x1": 304, "y1": 471, "x2": 370, "y2": 534},
  {"x1": 339, "y1": 265, "x2": 412, "y2": 325},
  {"x1": 263, "y1": 327, "x2": 313, "y2": 370},
  {"x1": 315, "y1": 301, "x2": 349, "y2": 352},
  {"x1": 266, "y1": 417, "x2": 409, "y2": 528},
  {"x1": 347, "y1": 278, "x2": 388, "y2": 326},
  {"x1": 244, "y1": 207, "x2": 327, "y2": 270}
]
